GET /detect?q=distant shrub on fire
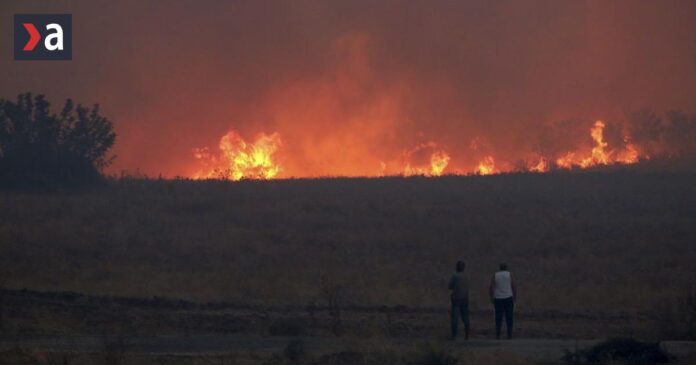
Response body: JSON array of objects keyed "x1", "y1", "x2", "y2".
[
  {"x1": 535, "y1": 110, "x2": 696, "y2": 167},
  {"x1": 0, "y1": 93, "x2": 116, "y2": 188}
]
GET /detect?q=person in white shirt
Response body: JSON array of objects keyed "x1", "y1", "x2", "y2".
[{"x1": 488, "y1": 263, "x2": 517, "y2": 339}]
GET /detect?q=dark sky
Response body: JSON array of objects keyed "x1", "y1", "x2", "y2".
[{"x1": 2, "y1": 1, "x2": 696, "y2": 176}]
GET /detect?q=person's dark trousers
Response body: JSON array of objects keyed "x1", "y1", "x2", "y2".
[
  {"x1": 450, "y1": 299, "x2": 470, "y2": 339},
  {"x1": 494, "y1": 297, "x2": 514, "y2": 339}
]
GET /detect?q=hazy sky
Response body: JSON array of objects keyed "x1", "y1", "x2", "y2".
[{"x1": 2, "y1": 1, "x2": 696, "y2": 176}]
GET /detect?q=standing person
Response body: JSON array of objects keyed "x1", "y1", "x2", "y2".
[
  {"x1": 448, "y1": 260, "x2": 470, "y2": 340},
  {"x1": 489, "y1": 263, "x2": 516, "y2": 339}
]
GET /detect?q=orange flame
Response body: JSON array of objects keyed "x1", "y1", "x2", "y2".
[
  {"x1": 193, "y1": 130, "x2": 282, "y2": 180},
  {"x1": 192, "y1": 118, "x2": 647, "y2": 179},
  {"x1": 402, "y1": 142, "x2": 451, "y2": 176},
  {"x1": 580, "y1": 120, "x2": 610, "y2": 167},
  {"x1": 529, "y1": 157, "x2": 549, "y2": 173},
  {"x1": 555, "y1": 152, "x2": 576, "y2": 169},
  {"x1": 616, "y1": 141, "x2": 639, "y2": 164},
  {"x1": 475, "y1": 156, "x2": 497, "y2": 175},
  {"x1": 430, "y1": 150, "x2": 451, "y2": 176},
  {"x1": 182, "y1": 33, "x2": 662, "y2": 180},
  {"x1": 554, "y1": 120, "x2": 640, "y2": 169}
]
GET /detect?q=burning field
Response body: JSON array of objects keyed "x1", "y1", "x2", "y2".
[
  {"x1": 191, "y1": 116, "x2": 675, "y2": 180},
  {"x1": 3, "y1": 2, "x2": 696, "y2": 182},
  {"x1": 2, "y1": 1, "x2": 696, "y2": 361},
  {"x1": 184, "y1": 34, "x2": 696, "y2": 181}
]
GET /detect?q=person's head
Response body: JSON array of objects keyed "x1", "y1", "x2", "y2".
[
  {"x1": 455, "y1": 261, "x2": 465, "y2": 272},
  {"x1": 499, "y1": 263, "x2": 508, "y2": 271}
]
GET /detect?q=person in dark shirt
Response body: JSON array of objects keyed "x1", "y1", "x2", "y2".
[{"x1": 448, "y1": 260, "x2": 470, "y2": 340}]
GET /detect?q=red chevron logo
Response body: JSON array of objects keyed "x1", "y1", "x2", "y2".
[{"x1": 22, "y1": 23, "x2": 40, "y2": 51}]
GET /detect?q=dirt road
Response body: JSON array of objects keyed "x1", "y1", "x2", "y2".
[
  {"x1": 3, "y1": 289, "x2": 695, "y2": 361},
  {"x1": 2, "y1": 335, "x2": 695, "y2": 361}
]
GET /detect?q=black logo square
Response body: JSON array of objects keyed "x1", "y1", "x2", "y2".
[{"x1": 14, "y1": 14, "x2": 72, "y2": 60}]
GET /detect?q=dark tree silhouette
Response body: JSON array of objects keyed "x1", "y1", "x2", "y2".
[
  {"x1": 665, "y1": 110, "x2": 696, "y2": 157},
  {"x1": 0, "y1": 93, "x2": 116, "y2": 188}
]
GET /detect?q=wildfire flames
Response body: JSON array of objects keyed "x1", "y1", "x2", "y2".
[
  {"x1": 401, "y1": 142, "x2": 451, "y2": 177},
  {"x1": 529, "y1": 158, "x2": 549, "y2": 173},
  {"x1": 192, "y1": 119, "x2": 651, "y2": 180},
  {"x1": 475, "y1": 156, "x2": 497, "y2": 175},
  {"x1": 554, "y1": 121, "x2": 639, "y2": 169},
  {"x1": 184, "y1": 32, "x2": 695, "y2": 181},
  {"x1": 192, "y1": 130, "x2": 282, "y2": 180}
]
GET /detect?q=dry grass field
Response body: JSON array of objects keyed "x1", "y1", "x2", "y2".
[{"x1": 1, "y1": 170, "x2": 695, "y2": 346}]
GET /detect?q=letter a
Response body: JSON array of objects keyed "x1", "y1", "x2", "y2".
[{"x1": 44, "y1": 23, "x2": 64, "y2": 51}]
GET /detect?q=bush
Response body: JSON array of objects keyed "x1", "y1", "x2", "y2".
[
  {"x1": 564, "y1": 338, "x2": 673, "y2": 365},
  {"x1": 0, "y1": 92, "x2": 116, "y2": 189}
]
